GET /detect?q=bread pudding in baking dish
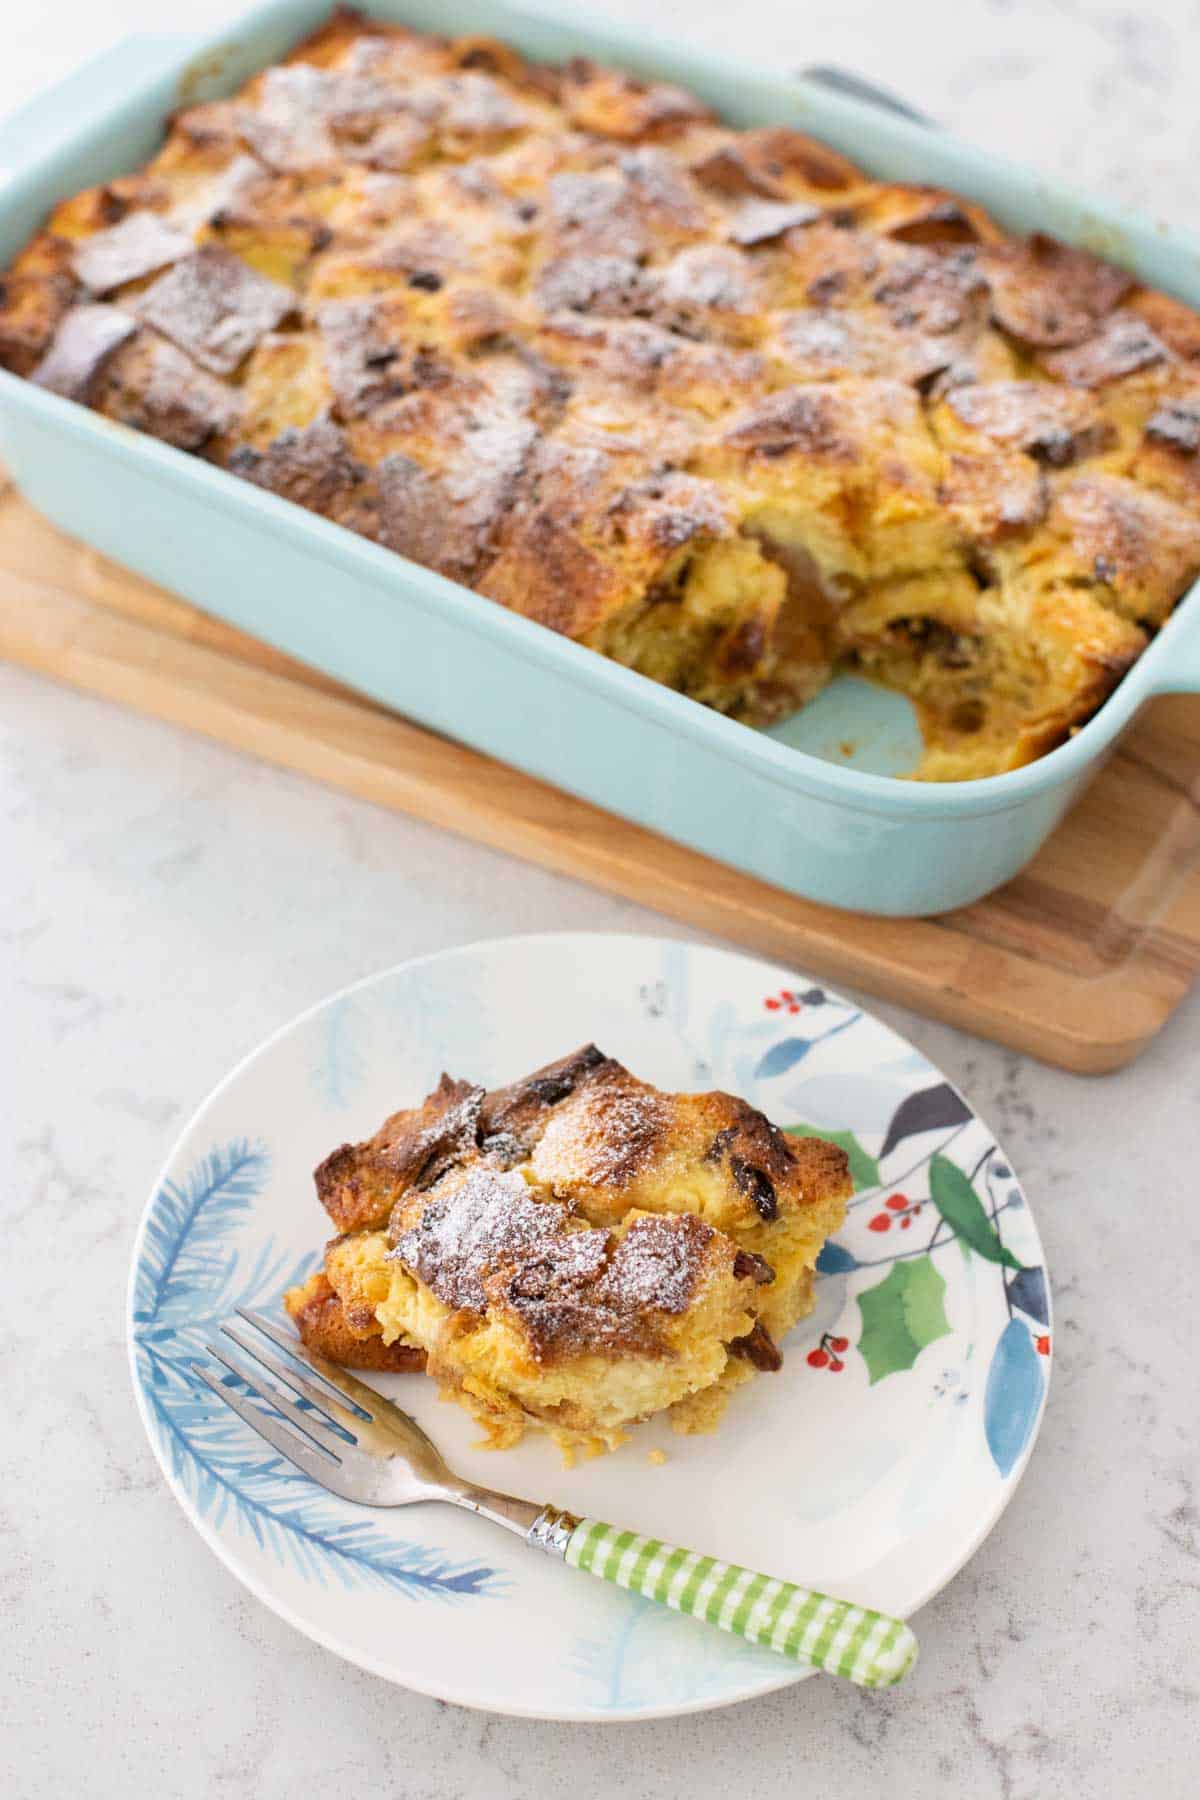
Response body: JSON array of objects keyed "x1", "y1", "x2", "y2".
[
  {"x1": 284, "y1": 1045, "x2": 850, "y2": 1459},
  {"x1": 5, "y1": 10, "x2": 1200, "y2": 778}
]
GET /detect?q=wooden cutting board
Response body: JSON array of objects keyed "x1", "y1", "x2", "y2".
[{"x1": 2, "y1": 478, "x2": 1198, "y2": 1073}]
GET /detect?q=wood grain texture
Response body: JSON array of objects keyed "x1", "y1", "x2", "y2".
[{"x1": 2, "y1": 483, "x2": 1197, "y2": 1072}]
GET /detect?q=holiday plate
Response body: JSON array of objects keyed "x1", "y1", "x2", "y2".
[{"x1": 128, "y1": 933, "x2": 1051, "y2": 1719}]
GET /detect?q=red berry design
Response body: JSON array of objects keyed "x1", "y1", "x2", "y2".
[
  {"x1": 1036, "y1": 1335, "x2": 1050, "y2": 1356},
  {"x1": 868, "y1": 1213, "x2": 891, "y2": 1232},
  {"x1": 765, "y1": 997, "x2": 780, "y2": 1010},
  {"x1": 900, "y1": 1215, "x2": 912, "y2": 1229},
  {"x1": 885, "y1": 1193, "x2": 908, "y2": 1211},
  {"x1": 808, "y1": 1330, "x2": 853, "y2": 1373}
]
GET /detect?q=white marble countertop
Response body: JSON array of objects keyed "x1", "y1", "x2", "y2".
[{"x1": 3, "y1": 2, "x2": 1199, "y2": 1794}]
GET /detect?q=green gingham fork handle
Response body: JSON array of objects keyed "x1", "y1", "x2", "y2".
[{"x1": 563, "y1": 1518, "x2": 917, "y2": 1687}]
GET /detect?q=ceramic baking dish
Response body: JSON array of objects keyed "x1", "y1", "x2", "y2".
[{"x1": 2, "y1": 0, "x2": 1199, "y2": 916}]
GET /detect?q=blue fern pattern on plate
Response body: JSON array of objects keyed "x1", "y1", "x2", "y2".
[{"x1": 132, "y1": 1139, "x2": 502, "y2": 1600}]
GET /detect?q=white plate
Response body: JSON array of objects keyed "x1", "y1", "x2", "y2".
[{"x1": 128, "y1": 933, "x2": 1052, "y2": 1720}]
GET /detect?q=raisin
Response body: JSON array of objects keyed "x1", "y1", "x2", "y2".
[
  {"x1": 730, "y1": 1321, "x2": 783, "y2": 1370},
  {"x1": 730, "y1": 1156, "x2": 778, "y2": 1221},
  {"x1": 732, "y1": 1249, "x2": 775, "y2": 1285}
]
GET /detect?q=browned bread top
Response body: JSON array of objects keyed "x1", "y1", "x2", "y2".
[
  {"x1": 303, "y1": 1041, "x2": 850, "y2": 1443},
  {"x1": 315, "y1": 1044, "x2": 852, "y2": 1250},
  {"x1": 388, "y1": 1162, "x2": 745, "y2": 1364},
  {"x1": 6, "y1": 7, "x2": 1200, "y2": 776}
]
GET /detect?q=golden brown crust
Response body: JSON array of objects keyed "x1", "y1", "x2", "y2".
[
  {"x1": 980, "y1": 233, "x2": 1133, "y2": 348},
  {"x1": 1127, "y1": 289, "x2": 1200, "y2": 363},
  {"x1": 0, "y1": 233, "x2": 83, "y2": 375},
  {"x1": 92, "y1": 325, "x2": 240, "y2": 448},
  {"x1": 322, "y1": 1050, "x2": 854, "y2": 1267},
  {"x1": 315, "y1": 1072, "x2": 484, "y2": 1232},
  {"x1": 283, "y1": 1270, "x2": 426, "y2": 1371},
  {"x1": 1039, "y1": 311, "x2": 1169, "y2": 388},
  {"x1": 559, "y1": 58, "x2": 713, "y2": 142},
  {"x1": 307, "y1": 1048, "x2": 850, "y2": 1452},
  {"x1": 477, "y1": 1042, "x2": 614, "y2": 1146},
  {"x1": 938, "y1": 451, "x2": 1047, "y2": 542},
  {"x1": 1016, "y1": 472, "x2": 1200, "y2": 626},
  {"x1": 228, "y1": 415, "x2": 366, "y2": 514},
  {"x1": 5, "y1": 9, "x2": 1199, "y2": 779},
  {"x1": 941, "y1": 380, "x2": 1116, "y2": 467},
  {"x1": 315, "y1": 1049, "x2": 627, "y2": 1236}
]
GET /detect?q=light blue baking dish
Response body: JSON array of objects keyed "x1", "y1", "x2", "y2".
[{"x1": 2, "y1": 0, "x2": 1199, "y2": 916}]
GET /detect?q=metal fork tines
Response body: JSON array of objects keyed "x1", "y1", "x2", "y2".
[
  {"x1": 192, "y1": 1308, "x2": 544, "y2": 1524},
  {"x1": 195, "y1": 1330, "x2": 361, "y2": 1500}
]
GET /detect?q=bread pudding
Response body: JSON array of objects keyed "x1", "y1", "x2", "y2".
[
  {"x1": 285, "y1": 1046, "x2": 850, "y2": 1458},
  {"x1": 5, "y1": 8, "x2": 1198, "y2": 778}
]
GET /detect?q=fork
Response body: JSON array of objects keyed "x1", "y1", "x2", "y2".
[{"x1": 193, "y1": 1309, "x2": 919, "y2": 1688}]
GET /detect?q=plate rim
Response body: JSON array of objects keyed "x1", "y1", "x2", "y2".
[{"x1": 126, "y1": 929, "x2": 1053, "y2": 1720}]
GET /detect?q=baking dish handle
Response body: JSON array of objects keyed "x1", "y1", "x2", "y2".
[
  {"x1": 797, "y1": 65, "x2": 936, "y2": 127},
  {"x1": 0, "y1": 34, "x2": 205, "y2": 178}
]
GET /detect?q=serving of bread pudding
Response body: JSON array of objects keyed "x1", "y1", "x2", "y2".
[
  {"x1": 285, "y1": 1046, "x2": 850, "y2": 1459},
  {"x1": 5, "y1": 7, "x2": 1200, "y2": 777}
]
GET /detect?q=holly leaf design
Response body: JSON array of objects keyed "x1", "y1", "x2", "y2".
[
  {"x1": 985, "y1": 1318, "x2": 1044, "y2": 1476},
  {"x1": 785, "y1": 1124, "x2": 880, "y2": 1192},
  {"x1": 929, "y1": 1154, "x2": 1025, "y2": 1270},
  {"x1": 1006, "y1": 1265, "x2": 1049, "y2": 1325},
  {"x1": 856, "y1": 1256, "x2": 951, "y2": 1384},
  {"x1": 878, "y1": 1083, "x2": 972, "y2": 1161}
]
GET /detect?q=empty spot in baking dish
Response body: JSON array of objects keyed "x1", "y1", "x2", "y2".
[{"x1": 764, "y1": 674, "x2": 924, "y2": 776}]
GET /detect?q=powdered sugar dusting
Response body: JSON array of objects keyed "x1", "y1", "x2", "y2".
[
  {"x1": 618, "y1": 147, "x2": 707, "y2": 232},
  {"x1": 240, "y1": 66, "x2": 338, "y2": 171},
  {"x1": 387, "y1": 1164, "x2": 716, "y2": 1358},
  {"x1": 726, "y1": 198, "x2": 820, "y2": 247},
  {"x1": 543, "y1": 1082, "x2": 670, "y2": 1188},
  {"x1": 32, "y1": 305, "x2": 136, "y2": 399},
  {"x1": 655, "y1": 244, "x2": 757, "y2": 313},
  {"x1": 134, "y1": 248, "x2": 293, "y2": 374},
  {"x1": 602, "y1": 1213, "x2": 714, "y2": 1314},
  {"x1": 71, "y1": 213, "x2": 192, "y2": 296},
  {"x1": 229, "y1": 417, "x2": 364, "y2": 512},
  {"x1": 428, "y1": 72, "x2": 527, "y2": 140},
  {"x1": 317, "y1": 297, "x2": 410, "y2": 417},
  {"x1": 390, "y1": 1168, "x2": 573, "y2": 1311},
  {"x1": 535, "y1": 253, "x2": 647, "y2": 316},
  {"x1": 447, "y1": 411, "x2": 537, "y2": 525},
  {"x1": 548, "y1": 171, "x2": 648, "y2": 261}
]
